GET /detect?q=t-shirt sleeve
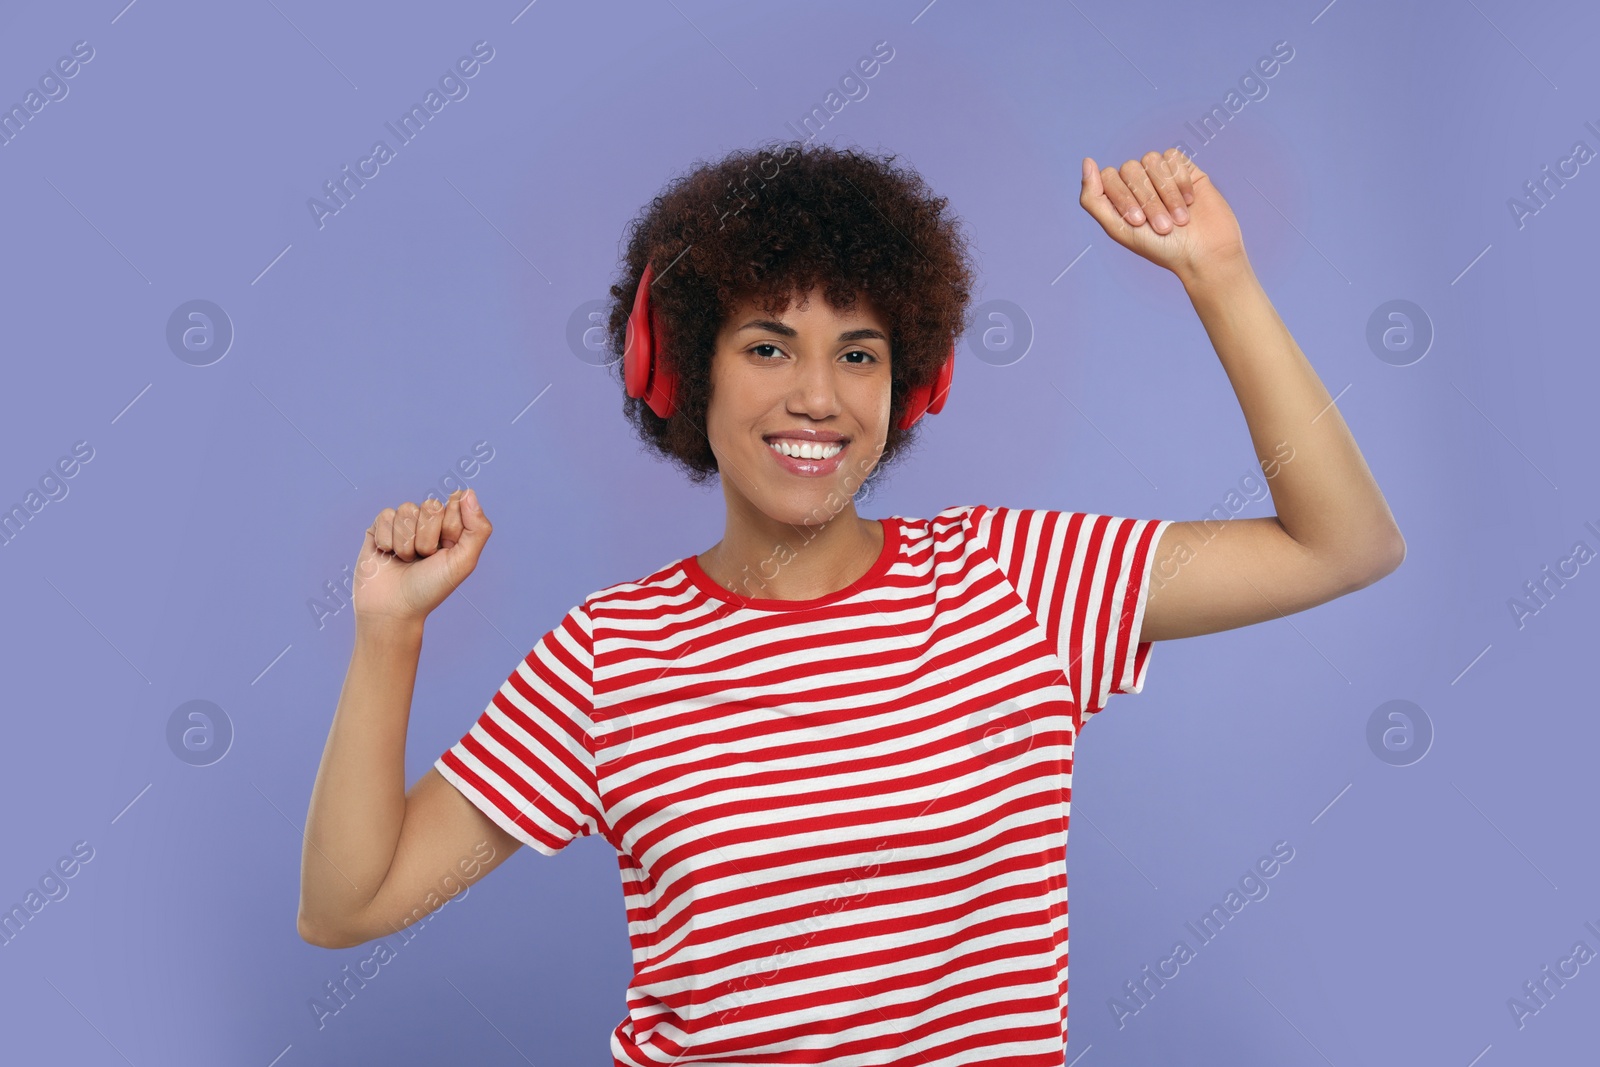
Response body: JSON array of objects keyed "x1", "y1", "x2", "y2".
[
  {"x1": 967, "y1": 505, "x2": 1174, "y2": 732},
  {"x1": 433, "y1": 602, "x2": 604, "y2": 857}
]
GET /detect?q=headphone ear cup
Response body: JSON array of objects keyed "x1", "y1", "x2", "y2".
[
  {"x1": 895, "y1": 341, "x2": 957, "y2": 430},
  {"x1": 897, "y1": 381, "x2": 930, "y2": 432},
  {"x1": 645, "y1": 334, "x2": 677, "y2": 419},
  {"x1": 926, "y1": 340, "x2": 955, "y2": 416},
  {"x1": 624, "y1": 263, "x2": 656, "y2": 402},
  {"x1": 623, "y1": 263, "x2": 677, "y2": 420}
]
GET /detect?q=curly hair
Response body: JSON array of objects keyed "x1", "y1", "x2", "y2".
[{"x1": 602, "y1": 140, "x2": 977, "y2": 486}]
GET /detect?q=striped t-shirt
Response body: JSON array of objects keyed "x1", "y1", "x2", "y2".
[{"x1": 436, "y1": 503, "x2": 1173, "y2": 1065}]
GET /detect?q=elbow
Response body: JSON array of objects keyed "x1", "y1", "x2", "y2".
[
  {"x1": 1341, "y1": 528, "x2": 1406, "y2": 592},
  {"x1": 1374, "y1": 526, "x2": 1406, "y2": 578},
  {"x1": 297, "y1": 907, "x2": 363, "y2": 950},
  {"x1": 296, "y1": 911, "x2": 340, "y2": 949}
]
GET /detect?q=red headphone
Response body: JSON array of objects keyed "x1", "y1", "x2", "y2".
[{"x1": 623, "y1": 262, "x2": 955, "y2": 431}]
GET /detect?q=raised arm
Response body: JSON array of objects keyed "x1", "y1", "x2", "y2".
[
  {"x1": 298, "y1": 489, "x2": 521, "y2": 949},
  {"x1": 1079, "y1": 149, "x2": 1405, "y2": 643}
]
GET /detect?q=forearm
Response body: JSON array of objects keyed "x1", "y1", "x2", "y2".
[
  {"x1": 1181, "y1": 261, "x2": 1404, "y2": 574},
  {"x1": 299, "y1": 616, "x2": 425, "y2": 937}
]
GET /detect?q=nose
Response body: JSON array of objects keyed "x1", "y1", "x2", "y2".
[{"x1": 786, "y1": 348, "x2": 843, "y2": 418}]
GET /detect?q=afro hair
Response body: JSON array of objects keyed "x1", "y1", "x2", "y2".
[{"x1": 602, "y1": 140, "x2": 977, "y2": 487}]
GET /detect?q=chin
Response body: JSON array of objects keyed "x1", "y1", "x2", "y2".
[
  {"x1": 750, "y1": 483, "x2": 855, "y2": 527},
  {"x1": 768, "y1": 495, "x2": 848, "y2": 526}
]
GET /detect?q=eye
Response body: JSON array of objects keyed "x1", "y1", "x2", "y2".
[{"x1": 748, "y1": 343, "x2": 880, "y2": 363}]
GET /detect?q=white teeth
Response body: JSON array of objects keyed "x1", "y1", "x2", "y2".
[{"x1": 768, "y1": 439, "x2": 843, "y2": 460}]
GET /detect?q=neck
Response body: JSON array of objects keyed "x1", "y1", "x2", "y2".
[{"x1": 700, "y1": 494, "x2": 883, "y2": 602}]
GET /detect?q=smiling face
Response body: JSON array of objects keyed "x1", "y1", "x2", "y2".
[{"x1": 705, "y1": 286, "x2": 893, "y2": 528}]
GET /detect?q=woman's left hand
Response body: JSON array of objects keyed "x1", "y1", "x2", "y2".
[{"x1": 1080, "y1": 148, "x2": 1249, "y2": 284}]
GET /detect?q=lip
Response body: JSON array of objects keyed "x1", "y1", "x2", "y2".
[
  {"x1": 762, "y1": 429, "x2": 849, "y2": 443},
  {"x1": 765, "y1": 436, "x2": 848, "y2": 478}
]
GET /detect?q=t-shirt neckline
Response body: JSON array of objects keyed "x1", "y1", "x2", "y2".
[{"x1": 682, "y1": 516, "x2": 900, "y2": 612}]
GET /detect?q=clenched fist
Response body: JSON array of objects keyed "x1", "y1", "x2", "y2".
[
  {"x1": 1080, "y1": 148, "x2": 1249, "y2": 285},
  {"x1": 352, "y1": 487, "x2": 492, "y2": 625}
]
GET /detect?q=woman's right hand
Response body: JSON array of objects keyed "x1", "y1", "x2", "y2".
[{"x1": 352, "y1": 488, "x2": 492, "y2": 625}]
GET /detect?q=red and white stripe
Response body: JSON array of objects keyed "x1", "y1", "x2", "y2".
[{"x1": 437, "y1": 504, "x2": 1173, "y2": 1065}]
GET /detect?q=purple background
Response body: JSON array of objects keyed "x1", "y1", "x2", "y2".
[{"x1": 2, "y1": 0, "x2": 1597, "y2": 1064}]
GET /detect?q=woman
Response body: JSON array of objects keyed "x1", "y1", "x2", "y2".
[{"x1": 298, "y1": 141, "x2": 1403, "y2": 1064}]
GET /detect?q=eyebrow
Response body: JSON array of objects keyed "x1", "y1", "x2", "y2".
[{"x1": 734, "y1": 319, "x2": 888, "y2": 343}]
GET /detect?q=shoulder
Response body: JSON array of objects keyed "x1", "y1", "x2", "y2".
[
  {"x1": 568, "y1": 553, "x2": 701, "y2": 622},
  {"x1": 906, "y1": 503, "x2": 992, "y2": 535},
  {"x1": 923, "y1": 504, "x2": 1169, "y2": 576},
  {"x1": 922, "y1": 502, "x2": 1008, "y2": 545}
]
